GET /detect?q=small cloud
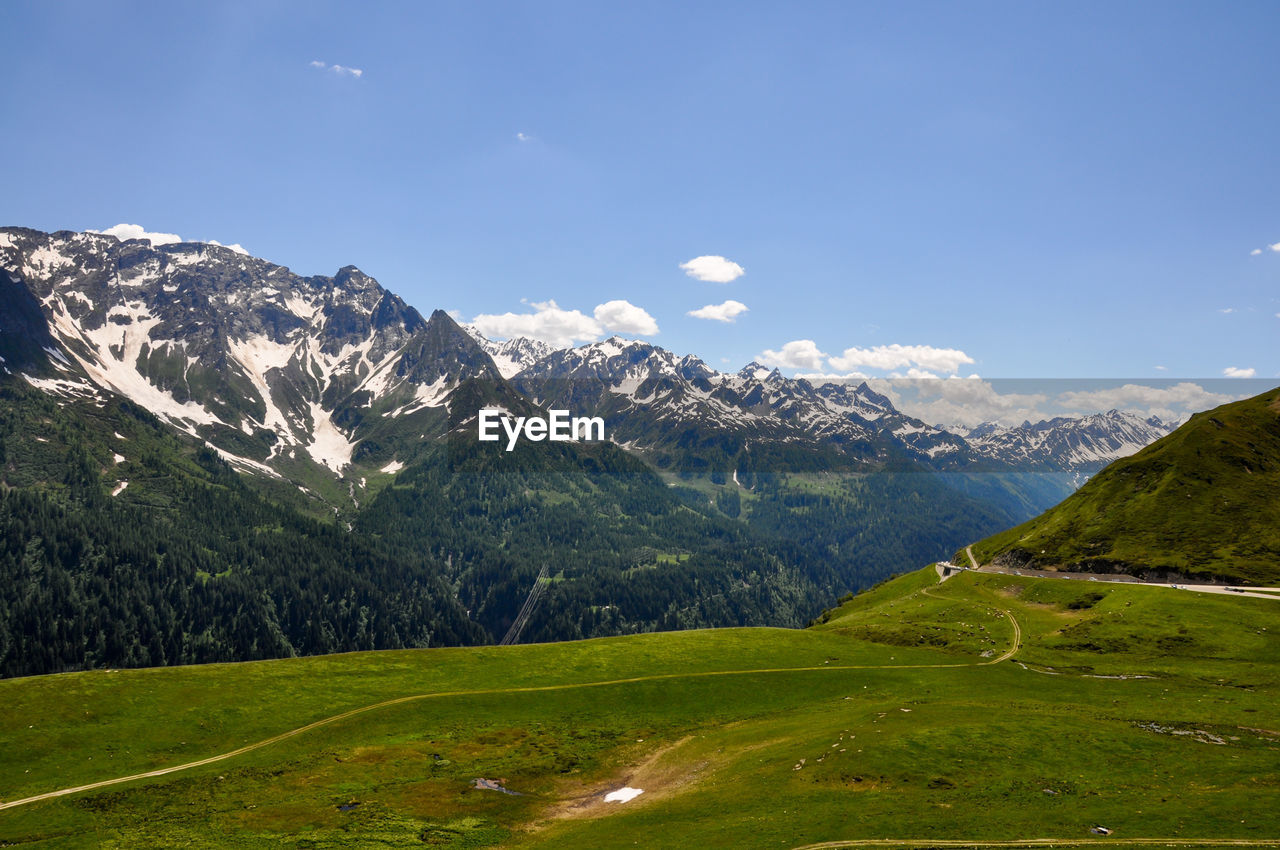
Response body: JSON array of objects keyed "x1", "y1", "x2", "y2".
[
  {"x1": 471, "y1": 299, "x2": 601, "y2": 348},
  {"x1": 593, "y1": 300, "x2": 659, "y2": 335},
  {"x1": 873, "y1": 377, "x2": 1049, "y2": 430},
  {"x1": 890, "y1": 368, "x2": 942, "y2": 380},
  {"x1": 1251, "y1": 248, "x2": 1263, "y2": 256},
  {"x1": 90, "y1": 223, "x2": 183, "y2": 246},
  {"x1": 90, "y1": 224, "x2": 250, "y2": 253},
  {"x1": 1219, "y1": 308, "x2": 1236, "y2": 314},
  {"x1": 309, "y1": 60, "x2": 363, "y2": 78},
  {"x1": 516, "y1": 132, "x2": 531, "y2": 142},
  {"x1": 688, "y1": 300, "x2": 749, "y2": 323},
  {"x1": 205, "y1": 239, "x2": 248, "y2": 255},
  {"x1": 828, "y1": 343, "x2": 975, "y2": 375},
  {"x1": 1154, "y1": 365, "x2": 1167, "y2": 371},
  {"x1": 758, "y1": 339, "x2": 828, "y2": 371},
  {"x1": 680, "y1": 255, "x2": 745, "y2": 283},
  {"x1": 1223, "y1": 366, "x2": 1256, "y2": 378},
  {"x1": 1272, "y1": 242, "x2": 1280, "y2": 253},
  {"x1": 795, "y1": 370, "x2": 871, "y2": 382}
]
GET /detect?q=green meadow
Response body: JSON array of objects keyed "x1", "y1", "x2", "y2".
[{"x1": 1, "y1": 567, "x2": 1277, "y2": 848}]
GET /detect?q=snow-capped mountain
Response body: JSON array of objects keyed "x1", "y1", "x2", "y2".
[
  {"x1": 1, "y1": 226, "x2": 1174, "y2": 488},
  {"x1": 461, "y1": 325, "x2": 556, "y2": 378},
  {"x1": 511, "y1": 337, "x2": 968, "y2": 469},
  {"x1": 508, "y1": 337, "x2": 1172, "y2": 474},
  {"x1": 964, "y1": 411, "x2": 1174, "y2": 472},
  {"x1": 0, "y1": 227, "x2": 519, "y2": 481}
]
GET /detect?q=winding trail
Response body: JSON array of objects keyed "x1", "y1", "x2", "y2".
[
  {"x1": 921, "y1": 583, "x2": 1021, "y2": 664},
  {"x1": 1, "y1": 582, "x2": 1018, "y2": 813}
]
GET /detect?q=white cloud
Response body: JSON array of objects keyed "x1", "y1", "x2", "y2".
[
  {"x1": 516, "y1": 132, "x2": 531, "y2": 142},
  {"x1": 1219, "y1": 308, "x2": 1236, "y2": 314},
  {"x1": 90, "y1": 223, "x2": 183, "y2": 246},
  {"x1": 688, "y1": 300, "x2": 749, "y2": 323},
  {"x1": 205, "y1": 239, "x2": 248, "y2": 255},
  {"x1": 892, "y1": 368, "x2": 943, "y2": 380},
  {"x1": 309, "y1": 60, "x2": 363, "y2": 78},
  {"x1": 758, "y1": 339, "x2": 828, "y2": 371},
  {"x1": 1251, "y1": 248, "x2": 1263, "y2": 256},
  {"x1": 875, "y1": 379, "x2": 1245, "y2": 430},
  {"x1": 1271, "y1": 242, "x2": 1280, "y2": 252},
  {"x1": 795, "y1": 370, "x2": 871, "y2": 382},
  {"x1": 828, "y1": 343, "x2": 975, "y2": 375},
  {"x1": 1154, "y1": 365, "x2": 1168, "y2": 371},
  {"x1": 1057, "y1": 382, "x2": 1239, "y2": 421},
  {"x1": 91, "y1": 224, "x2": 249, "y2": 254},
  {"x1": 680, "y1": 255, "x2": 745, "y2": 283},
  {"x1": 471, "y1": 300, "x2": 602, "y2": 348},
  {"x1": 470, "y1": 299, "x2": 659, "y2": 347},
  {"x1": 1223, "y1": 366, "x2": 1256, "y2": 378},
  {"x1": 593, "y1": 300, "x2": 659, "y2": 335},
  {"x1": 871, "y1": 377, "x2": 1049, "y2": 430}
]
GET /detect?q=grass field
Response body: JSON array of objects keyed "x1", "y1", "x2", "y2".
[{"x1": 1, "y1": 568, "x2": 1278, "y2": 848}]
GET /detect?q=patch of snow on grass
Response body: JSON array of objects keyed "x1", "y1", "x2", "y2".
[
  {"x1": 380, "y1": 460, "x2": 404, "y2": 474},
  {"x1": 603, "y1": 787, "x2": 643, "y2": 803}
]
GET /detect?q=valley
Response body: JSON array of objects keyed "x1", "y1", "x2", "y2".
[
  {"x1": 0, "y1": 226, "x2": 1158, "y2": 677},
  {"x1": 6, "y1": 7, "x2": 1279, "y2": 847},
  {"x1": 1, "y1": 566, "x2": 1276, "y2": 847}
]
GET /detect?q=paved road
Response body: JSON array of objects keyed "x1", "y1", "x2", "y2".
[{"x1": 956, "y1": 547, "x2": 1280, "y2": 601}]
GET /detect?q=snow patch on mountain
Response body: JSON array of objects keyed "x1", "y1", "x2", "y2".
[
  {"x1": 463, "y1": 325, "x2": 558, "y2": 378},
  {"x1": 306, "y1": 401, "x2": 356, "y2": 473}
]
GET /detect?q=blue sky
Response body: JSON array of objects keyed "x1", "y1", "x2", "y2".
[{"x1": 4, "y1": 1, "x2": 1278, "y2": 405}]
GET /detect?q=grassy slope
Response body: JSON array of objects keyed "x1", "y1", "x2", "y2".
[
  {"x1": 1, "y1": 567, "x2": 1278, "y2": 848},
  {"x1": 967, "y1": 387, "x2": 1280, "y2": 584}
]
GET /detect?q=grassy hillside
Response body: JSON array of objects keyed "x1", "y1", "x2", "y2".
[
  {"x1": 967, "y1": 386, "x2": 1280, "y2": 584},
  {"x1": 1, "y1": 566, "x2": 1277, "y2": 847}
]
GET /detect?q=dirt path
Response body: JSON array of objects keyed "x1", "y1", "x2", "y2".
[
  {"x1": 0, "y1": 591, "x2": 1023, "y2": 813},
  {"x1": 920, "y1": 585, "x2": 1021, "y2": 665}
]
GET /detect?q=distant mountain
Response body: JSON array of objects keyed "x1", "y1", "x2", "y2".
[
  {"x1": 509, "y1": 336, "x2": 1165, "y2": 476},
  {"x1": 511, "y1": 337, "x2": 968, "y2": 472},
  {"x1": 966, "y1": 388, "x2": 1280, "y2": 584},
  {"x1": 0, "y1": 225, "x2": 1196, "y2": 677},
  {"x1": 964, "y1": 410, "x2": 1174, "y2": 473},
  {"x1": 461, "y1": 325, "x2": 556, "y2": 378},
  {"x1": 1, "y1": 226, "x2": 1173, "y2": 495}
]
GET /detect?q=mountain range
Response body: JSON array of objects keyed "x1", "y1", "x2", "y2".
[
  {"x1": 0, "y1": 226, "x2": 1183, "y2": 676},
  {"x1": 1, "y1": 226, "x2": 1170, "y2": 498}
]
